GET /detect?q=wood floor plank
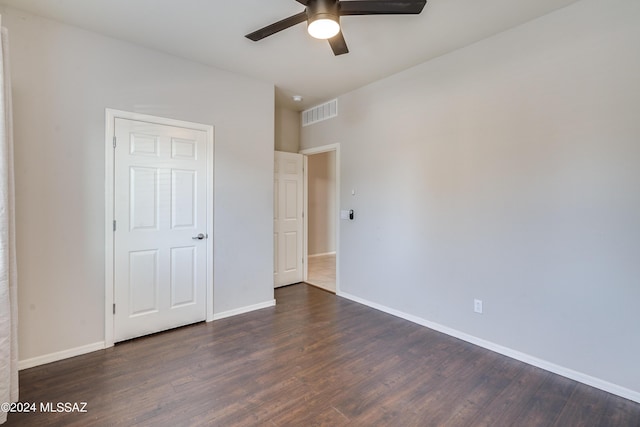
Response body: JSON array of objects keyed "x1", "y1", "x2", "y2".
[
  {"x1": 554, "y1": 383, "x2": 610, "y2": 426},
  {"x1": 5, "y1": 284, "x2": 640, "y2": 426},
  {"x1": 517, "y1": 372, "x2": 577, "y2": 426},
  {"x1": 601, "y1": 394, "x2": 640, "y2": 427},
  {"x1": 439, "y1": 354, "x2": 525, "y2": 426}
]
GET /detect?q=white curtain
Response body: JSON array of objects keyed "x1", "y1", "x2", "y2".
[{"x1": 0, "y1": 21, "x2": 18, "y2": 426}]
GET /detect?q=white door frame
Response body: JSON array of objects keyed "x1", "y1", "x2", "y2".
[
  {"x1": 299, "y1": 143, "x2": 340, "y2": 293},
  {"x1": 104, "y1": 109, "x2": 214, "y2": 348}
]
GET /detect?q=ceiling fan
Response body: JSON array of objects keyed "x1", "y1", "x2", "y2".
[{"x1": 245, "y1": 0, "x2": 428, "y2": 56}]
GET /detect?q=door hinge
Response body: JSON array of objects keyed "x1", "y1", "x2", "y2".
[
  {"x1": 113, "y1": 136, "x2": 117, "y2": 148},
  {"x1": 113, "y1": 303, "x2": 116, "y2": 314},
  {"x1": 113, "y1": 220, "x2": 116, "y2": 231}
]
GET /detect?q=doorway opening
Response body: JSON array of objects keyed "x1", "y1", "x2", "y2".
[{"x1": 301, "y1": 144, "x2": 340, "y2": 293}]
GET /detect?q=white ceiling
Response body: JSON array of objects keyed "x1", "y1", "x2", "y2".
[{"x1": 0, "y1": 0, "x2": 581, "y2": 110}]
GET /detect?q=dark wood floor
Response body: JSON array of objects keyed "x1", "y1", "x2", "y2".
[{"x1": 5, "y1": 284, "x2": 640, "y2": 426}]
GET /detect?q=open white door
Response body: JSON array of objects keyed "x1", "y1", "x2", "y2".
[
  {"x1": 274, "y1": 151, "x2": 303, "y2": 287},
  {"x1": 113, "y1": 118, "x2": 208, "y2": 342}
]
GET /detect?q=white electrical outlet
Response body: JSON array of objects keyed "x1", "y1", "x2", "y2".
[{"x1": 474, "y1": 299, "x2": 483, "y2": 314}]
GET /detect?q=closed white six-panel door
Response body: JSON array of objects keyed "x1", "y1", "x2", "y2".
[
  {"x1": 114, "y1": 118, "x2": 207, "y2": 342},
  {"x1": 274, "y1": 151, "x2": 303, "y2": 287}
]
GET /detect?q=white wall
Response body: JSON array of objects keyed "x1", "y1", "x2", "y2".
[
  {"x1": 301, "y1": 0, "x2": 640, "y2": 398},
  {"x1": 308, "y1": 151, "x2": 336, "y2": 255},
  {"x1": 1, "y1": 7, "x2": 275, "y2": 361}
]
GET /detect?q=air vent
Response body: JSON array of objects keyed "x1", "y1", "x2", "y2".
[{"x1": 302, "y1": 99, "x2": 338, "y2": 127}]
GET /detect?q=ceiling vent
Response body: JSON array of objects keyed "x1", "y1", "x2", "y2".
[{"x1": 302, "y1": 99, "x2": 338, "y2": 127}]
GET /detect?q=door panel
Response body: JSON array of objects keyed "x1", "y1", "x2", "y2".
[
  {"x1": 130, "y1": 167, "x2": 159, "y2": 230},
  {"x1": 170, "y1": 246, "x2": 196, "y2": 307},
  {"x1": 171, "y1": 169, "x2": 196, "y2": 228},
  {"x1": 284, "y1": 232, "x2": 298, "y2": 271},
  {"x1": 129, "y1": 250, "x2": 159, "y2": 315},
  {"x1": 274, "y1": 151, "x2": 303, "y2": 287},
  {"x1": 114, "y1": 118, "x2": 207, "y2": 342}
]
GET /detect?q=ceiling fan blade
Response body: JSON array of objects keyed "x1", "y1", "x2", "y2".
[
  {"x1": 294, "y1": 0, "x2": 310, "y2": 4},
  {"x1": 339, "y1": 0, "x2": 427, "y2": 16},
  {"x1": 245, "y1": 11, "x2": 308, "y2": 41},
  {"x1": 328, "y1": 31, "x2": 349, "y2": 56}
]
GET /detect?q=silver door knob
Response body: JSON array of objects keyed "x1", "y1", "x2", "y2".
[{"x1": 192, "y1": 233, "x2": 206, "y2": 240}]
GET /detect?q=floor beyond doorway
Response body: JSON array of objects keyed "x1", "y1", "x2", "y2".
[{"x1": 306, "y1": 253, "x2": 336, "y2": 292}]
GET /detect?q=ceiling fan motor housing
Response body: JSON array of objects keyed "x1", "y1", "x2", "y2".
[{"x1": 307, "y1": 0, "x2": 340, "y2": 26}]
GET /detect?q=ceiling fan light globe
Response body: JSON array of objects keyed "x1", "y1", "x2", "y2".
[{"x1": 308, "y1": 18, "x2": 340, "y2": 40}]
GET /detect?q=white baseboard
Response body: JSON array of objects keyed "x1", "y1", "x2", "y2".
[
  {"x1": 19, "y1": 341, "x2": 106, "y2": 371},
  {"x1": 338, "y1": 291, "x2": 640, "y2": 404},
  {"x1": 308, "y1": 252, "x2": 336, "y2": 259},
  {"x1": 211, "y1": 299, "x2": 276, "y2": 321}
]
